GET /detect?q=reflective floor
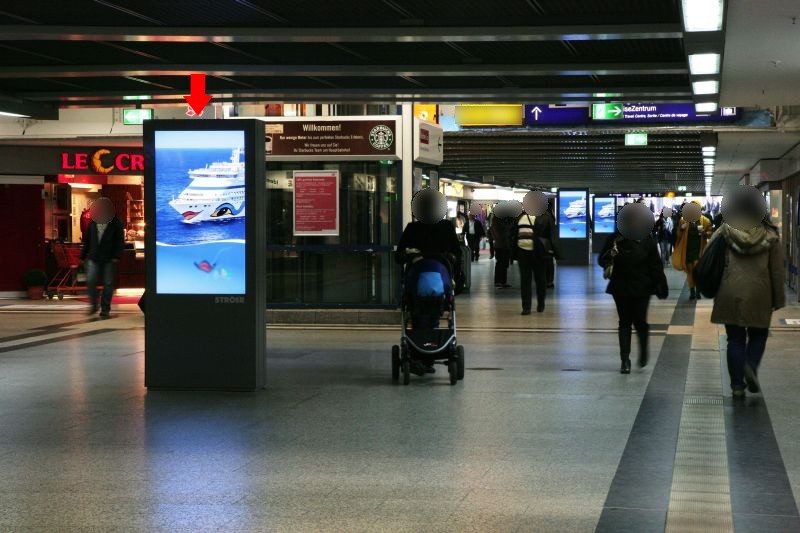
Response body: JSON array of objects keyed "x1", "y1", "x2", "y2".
[{"x1": 1, "y1": 252, "x2": 799, "y2": 532}]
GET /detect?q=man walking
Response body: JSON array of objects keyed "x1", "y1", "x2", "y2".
[
  {"x1": 81, "y1": 197, "x2": 125, "y2": 317},
  {"x1": 466, "y1": 212, "x2": 485, "y2": 262}
]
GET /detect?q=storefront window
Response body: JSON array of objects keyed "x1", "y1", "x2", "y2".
[{"x1": 266, "y1": 161, "x2": 399, "y2": 306}]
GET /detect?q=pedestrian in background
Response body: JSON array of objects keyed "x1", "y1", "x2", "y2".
[
  {"x1": 709, "y1": 186, "x2": 785, "y2": 398},
  {"x1": 466, "y1": 209, "x2": 485, "y2": 262},
  {"x1": 81, "y1": 197, "x2": 125, "y2": 317},
  {"x1": 672, "y1": 201, "x2": 713, "y2": 299},
  {"x1": 513, "y1": 193, "x2": 555, "y2": 314},
  {"x1": 491, "y1": 202, "x2": 512, "y2": 289},
  {"x1": 654, "y1": 207, "x2": 674, "y2": 266},
  {"x1": 599, "y1": 203, "x2": 668, "y2": 373},
  {"x1": 546, "y1": 197, "x2": 559, "y2": 288}
]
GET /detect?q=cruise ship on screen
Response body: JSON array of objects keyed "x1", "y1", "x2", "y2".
[
  {"x1": 169, "y1": 147, "x2": 245, "y2": 223},
  {"x1": 564, "y1": 198, "x2": 587, "y2": 218}
]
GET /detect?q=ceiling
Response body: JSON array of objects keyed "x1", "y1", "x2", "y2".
[
  {"x1": 0, "y1": 0, "x2": 692, "y2": 111},
  {"x1": 715, "y1": 130, "x2": 800, "y2": 188},
  {"x1": 441, "y1": 129, "x2": 712, "y2": 194},
  {"x1": 721, "y1": 0, "x2": 800, "y2": 107}
]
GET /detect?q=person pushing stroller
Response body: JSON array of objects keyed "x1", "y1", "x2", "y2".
[{"x1": 396, "y1": 189, "x2": 462, "y2": 375}]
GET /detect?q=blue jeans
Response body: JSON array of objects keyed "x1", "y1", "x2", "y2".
[
  {"x1": 86, "y1": 259, "x2": 116, "y2": 311},
  {"x1": 725, "y1": 324, "x2": 769, "y2": 391}
]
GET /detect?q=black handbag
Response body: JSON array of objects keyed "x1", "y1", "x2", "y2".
[{"x1": 693, "y1": 235, "x2": 727, "y2": 298}]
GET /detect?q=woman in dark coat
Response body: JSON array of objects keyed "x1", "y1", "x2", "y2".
[{"x1": 599, "y1": 204, "x2": 668, "y2": 374}]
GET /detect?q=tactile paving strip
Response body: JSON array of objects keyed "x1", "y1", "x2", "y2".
[{"x1": 665, "y1": 306, "x2": 733, "y2": 533}]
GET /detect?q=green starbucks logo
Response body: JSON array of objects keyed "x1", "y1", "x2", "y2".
[{"x1": 369, "y1": 125, "x2": 394, "y2": 150}]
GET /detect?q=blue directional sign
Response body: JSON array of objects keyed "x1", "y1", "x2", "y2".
[
  {"x1": 593, "y1": 103, "x2": 739, "y2": 123},
  {"x1": 524, "y1": 104, "x2": 589, "y2": 126}
]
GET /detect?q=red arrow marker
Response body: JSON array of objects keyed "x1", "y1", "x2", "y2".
[{"x1": 183, "y1": 73, "x2": 212, "y2": 116}]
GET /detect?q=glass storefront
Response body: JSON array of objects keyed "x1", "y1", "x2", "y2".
[{"x1": 265, "y1": 161, "x2": 399, "y2": 307}]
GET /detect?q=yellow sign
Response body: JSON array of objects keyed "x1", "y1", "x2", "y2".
[
  {"x1": 413, "y1": 104, "x2": 438, "y2": 123},
  {"x1": 454, "y1": 104, "x2": 524, "y2": 127}
]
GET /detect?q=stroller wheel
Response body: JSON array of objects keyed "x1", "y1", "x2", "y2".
[
  {"x1": 391, "y1": 345, "x2": 400, "y2": 382},
  {"x1": 456, "y1": 345, "x2": 465, "y2": 381},
  {"x1": 448, "y1": 360, "x2": 457, "y2": 385},
  {"x1": 402, "y1": 359, "x2": 410, "y2": 385}
]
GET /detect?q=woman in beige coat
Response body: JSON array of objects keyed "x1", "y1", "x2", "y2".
[{"x1": 710, "y1": 214, "x2": 785, "y2": 397}]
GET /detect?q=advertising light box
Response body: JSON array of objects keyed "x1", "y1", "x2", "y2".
[
  {"x1": 558, "y1": 190, "x2": 588, "y2": 239},
  {"x1": 593, "y1": 196, "x2": 616, "y2": 234},
  {"x1": 154, "y1": 129, "x2": 247, "y2": 294}
]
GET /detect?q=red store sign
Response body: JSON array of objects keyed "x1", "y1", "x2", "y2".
[{"x1": 60, "y1": 148, "x2": 144, "y2": 175}]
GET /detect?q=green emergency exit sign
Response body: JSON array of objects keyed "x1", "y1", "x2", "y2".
[
  {"x1": 592, "y1": 103, "x2": 624, "y2": 120},
  {"x1": 624, "y1": 133, "x2": 648, "y2": 146},
  {"x1": 122, "y1": 108, "x2": 153, "y2": 125}
]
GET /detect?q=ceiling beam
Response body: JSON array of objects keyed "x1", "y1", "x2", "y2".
[
  {"x1": 0, "y1": 24, "x2": 684, "y2": 43},
  {"x1": 0, "y1": 63, "x2": 689, "y2": 78}
]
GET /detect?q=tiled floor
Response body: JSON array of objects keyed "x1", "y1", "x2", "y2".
[{"x1": 1, "y1": 254, "x2": 799, "y2": 532}]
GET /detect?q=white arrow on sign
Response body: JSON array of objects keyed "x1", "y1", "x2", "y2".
[{"x1": 531, "y1": 106, "x2": 543, "y2": 121}]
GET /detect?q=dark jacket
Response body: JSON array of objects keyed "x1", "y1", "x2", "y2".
[
  {"x1": 466, "y1": 217, "x2": 485, "y2": 239},
  {"x1": 599, "y1": 233, "x2": 667, "y2": 298},
  {"x1": 396, "y1": 220, "x2": 462, "y2": 264},
  {"x1": 490, "y1": 217, "x2": 512, "y2": 250},
  {"x1": 511, "y1": 211, "x2": 558, "y2": 257},
  {"x1": 81, "y1": 217, "x2": 125, "y2": 263}
]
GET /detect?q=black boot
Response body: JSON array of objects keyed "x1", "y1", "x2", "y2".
[
  {"x1": 637, "y1": 325, "x2": 650, "y2": 368},
  {"x1": 618, "y1": 326, "x2": 632, "y2": 374},
  {"x1": 689, "y1": 287, "x2": 696, "y2": 300}
]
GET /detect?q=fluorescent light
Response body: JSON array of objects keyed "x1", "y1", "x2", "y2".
[
  {"x1": 702, "y1": 147, "x2": 716, "y2": 154},
  {"x1": 692, "y1": 80, "x2": 719, "y2": 95},
  {"x1": 682, "y1": 0, "x2": 724, "y2": 32},
  {"x1": 0, "y1": 110, "x2": 30, "y2": 118},
  {"x1": 704, "y1": 158, "x2": 715, "y2": 164},
  {"x1": 689, "y1": 53, "x2": 721, "y2": 75},
  {"x1": 123, "y1": 95, "x2": 151, "y2": 101},
  {"x1": 696, "y1": 102, "x2": 719, "y2": 113}
]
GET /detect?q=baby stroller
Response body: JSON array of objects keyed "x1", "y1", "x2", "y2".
[{"x1": 392, "y1": 252, "x2": 465, "y2": 385}]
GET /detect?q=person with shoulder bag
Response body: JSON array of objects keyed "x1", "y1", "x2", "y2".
[
  {"x1": 709, "y1": 186, "x2": 785, "y2": 398},
  {"x1": 514, "y1": 193, "x2": 556, "y2": 315},
  {"x1": 599, "y1": 203, "x2": 668, "y2": 374},
  {"x1": 672, "y1": 201, "x2": 713, "y2": 299}
]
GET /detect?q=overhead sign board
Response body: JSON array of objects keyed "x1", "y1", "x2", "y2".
[
  {"x1": 60, "y1": 147, "x2": 144, "y2": 175},
  {"x1": 413, "y1": 104, "x2": 438, "y2": 123},
  {"x1": 524, "y1": 104, "x2": 589, "y2": 126},
  {"x1": 413, "y1": 118, "x2": 444, "y2": 165},
  {"x1": 122, "y1": 108, "x2": 153, "y2": 125},
  {"x1": 625, "y1": 133, "x2": 648, "y2": 146},
  {"x1": 454, "y1": 104, "x2": 523, "y2": 126},
  {"x1": 592, "y1": 103, "x2": 624, "y2": 120},
  {"x1": 261, "y1": 116, "x2": 402, "y2": 161},
  {"x1": 594, "y1": 103, "x2": 739, "y2": 123}
]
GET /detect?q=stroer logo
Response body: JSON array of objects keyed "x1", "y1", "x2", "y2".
[
  {"x1": 61, "y1": 148, "x2": 144, "y2": 175},
  {"x1": 215, "y1": 296, "x2": 245, "y2": 304}
]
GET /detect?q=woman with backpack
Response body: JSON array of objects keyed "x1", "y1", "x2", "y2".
[
  {"x1": 599, "y1": 203, "x2": 668, "y2": 374},
  {"x1": 708, "y1": 187, "x2": 785, "y2": 398}
]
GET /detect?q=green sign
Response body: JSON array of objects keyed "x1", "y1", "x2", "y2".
[
  {"x1": 122, "y1": 108, "x2": 153, "y2": 125},
  {"x1": 624, "y1": 133, "x2": 648, "y2": 146},
  {"x1": 592, "y1": 103, "x2": 624, "y2": 120}
]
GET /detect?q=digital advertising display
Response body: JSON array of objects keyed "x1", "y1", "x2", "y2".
[
  {"x1": 593, "y1": 196, "x2": 616, "y2": 233},
  {"x1": 154, "y1": 129, "x2": 246, "y2": 294},
  {"x1": 558, "y1": 189, "x2": 588, "y2": 239}
]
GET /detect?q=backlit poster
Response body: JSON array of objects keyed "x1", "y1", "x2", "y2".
[
  {"x1": 558, "y1": 190, "x2": 587, "y2": 239},
  {"x1": 593, "y1": 196, "x2": 616, "y2": 233},
  {"x1": 154, "y1": 130, "x2": 246, "y2": 294},
  {"x1": 293, "y1": 170, "x2": 340, "y2": 236}
]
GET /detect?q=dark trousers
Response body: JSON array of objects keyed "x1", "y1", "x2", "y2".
[
  {"x1": 725, "y1": 325, "x2": 769, "y2": 391},
  {"x1": 612, "y1": 294, "x2": 651, "y2": 331},
  {"x1": 86, "y1": 259, "x2": 115, "y2": 311},
  {"x1": 488, "y1": 236, "x2": 495, "y2": 258},
  {"x1": 466, "y1": 234, "x2": 480, "y2": 261},
  {"x1": 517, "y1": 250, "x2": 546, "y2": 310},
  {"x1": 494, "y1": 249, "x2": 510, "y2": 285}
]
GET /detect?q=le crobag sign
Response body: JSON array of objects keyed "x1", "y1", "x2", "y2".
[
  {"x1": 263, "y1": 116, "x2": 402, "y2": 161},
  {"x1": 414, "y1": 118, "x2": 444, "y2": 165},
  {"x1": 293, "y1": 170, "x2": 340, "y2": 236},
  {"x1": 60, "y1": 148, "x2": 144, "y2": 175}
]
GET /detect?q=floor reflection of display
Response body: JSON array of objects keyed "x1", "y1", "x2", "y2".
[{"x1": 155, "y1": 130, "x2": 246, "y2": 294}]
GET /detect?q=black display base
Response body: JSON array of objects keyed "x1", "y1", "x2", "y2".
[{"x1": 559, "y1": 238, "x2": 591, "y2": 265}]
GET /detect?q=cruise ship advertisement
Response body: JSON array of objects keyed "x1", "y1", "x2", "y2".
[
  {"x1": 154, "y1": 130, "x2": 246, "y2": 294},
  {"x1": 558, "y1": 190, "x2": 588, "y2": 239},
  {"x1": 593, "y1": 196, "x2": 616, "y2": 234}
]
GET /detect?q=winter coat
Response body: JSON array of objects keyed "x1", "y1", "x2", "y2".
[
  {"x1": 396, "y1": 220, "x2": 462, "y2": 264},
  {"x1": 599, "y1": 233, "x2": 668, "y2": 298},
  {"x1": 710, "y1": 223, "x2": 785, "y2": 328},
  {"x1": 80, "y1": 217, "x2": 125, "y2": 263},
  {"x1": 672, "y1": 215, "x2": 713, "y2": 270},
  {"x1": 490, "y1": 217, "x2": 512, "y2": 250}
]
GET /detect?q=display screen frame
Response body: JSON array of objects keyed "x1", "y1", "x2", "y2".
[
  {"x1": 145, "y1": 120, "x2": 259, "y2": 298},
  {"x1": 558, "y1": 189, "x2": 588, "y2": 239},
  {"x1": 592, "y1": 195, "x2": 616, "y2": 234}
]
